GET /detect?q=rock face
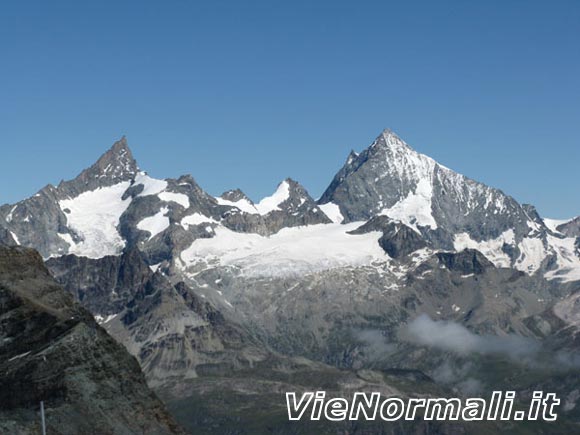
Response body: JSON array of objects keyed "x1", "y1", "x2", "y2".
[
  {"x1": 319, "y1": 130, "x2": 531, "y2": 239},
  {"x1": 257, "y1": 178, "x2": 331, "y2": 233},
  {"x1": 46, "y1": 247, "x2": 153, "y2": 316},
  {"x1": 46, "y1": 248, "x2": 267, "y2": 388},
  {"x1": 58, "y1": 136, "x2": 139, "y2": 196},
  {"x1": 0, "y1": 227, "x2": 16, "y2": 246},
  {"x1": 0, "y1": 246, "x2": 182, "y2": 435},
  {"x1": 349, "y1": 216, "x2": 427, "y2": 258},
  {"x1": 558, "y1": 216, "x2": 580, "y2": 238},
  {"x1": 435, "y1": 249, "x2": 495, "y2": 275}
]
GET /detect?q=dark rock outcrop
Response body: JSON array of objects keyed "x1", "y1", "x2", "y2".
[
  {"x1": 0, "y1": 227, "x2": 16, "y2": 246},
  {"x1": 436, "y1": 249, "x2": 495, "y2": 275},
  {"x1": 0, "y1": 246, "x2": 183, "y2": 435},
  {"x1": 558, "y1": 216, "x2": 580, "y2": 238},
  {"x1": 46, "y1": 247, "x2": 153, "y2": 316},
  {"x1": 349, "y1": 216, "x2": 427, "y2": 258}
]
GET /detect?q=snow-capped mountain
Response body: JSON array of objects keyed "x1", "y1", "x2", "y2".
[
  {"x1": 5, "y1": 129, "x2": 580, "y2": 430},
  {"x1": 320, "y1": 129, "x2": 532, "y2": 240},
  {"x1": 320, "y1": 129, "x2": 580, "y2": 282},
  {"x1": 2, "y1": 130, "x2": 579, "y2": 283}
]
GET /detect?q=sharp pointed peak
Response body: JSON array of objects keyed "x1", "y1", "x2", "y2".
[
  {"x1": 345, "y1": 150, "x2": 359, "y2": 166},
  {"x1": 81, "y1": 137, "x2": 139, "y2": 183},
  {"x1": 56, "y1": 137, "x2": 139, "y2": 196},
  {"x1": 277, "y1": 178, "x2": 311, "y2": 196},
  {"x1": 372, "y1": 128, "x2": 410, "y2": 151},
  {"x1": 281, "y1": 177, "x2": 301, "y2": 187},
  {"x1": 113, "y1": 134, "x2": 127, "y2": 145},
  {"x1": 101, "y1": 136, "x2": 134, "y2": 163}
]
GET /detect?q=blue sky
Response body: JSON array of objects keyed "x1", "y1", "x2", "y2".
[{"x1": 1, "y1": 0, "x2": 578, "y2": 218}]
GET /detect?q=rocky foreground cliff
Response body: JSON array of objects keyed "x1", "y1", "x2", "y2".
[{"x1": 0, "y1": 246, "x2": 183, "y2": 435}]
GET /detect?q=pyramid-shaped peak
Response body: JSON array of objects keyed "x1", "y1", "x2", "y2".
[
  {"x1": 109, "y1": 135, "x2": 130, "y2": 153},
  {"x1": 271, "y1": 178, "x2": 313, "y2": 199},
  {"x1": 254, "y1": 178, "x2": 314, "y2": 215},
  {"x1": 372, "y1": 128, "x2": 411, "y2": 151},
  {"x1": 282, "y1": 177, "x2": 303, "y2": 188},
  {"x1": 96, "y1": 136, "x2": 137, "y2": 174},
  {"x1": 57, "y1": 137, "x2": 139, "y2": 197}
]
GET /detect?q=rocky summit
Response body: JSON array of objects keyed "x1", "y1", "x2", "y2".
[{"x1": 2, "y1": 129, "x2": 580, "y2": 433}]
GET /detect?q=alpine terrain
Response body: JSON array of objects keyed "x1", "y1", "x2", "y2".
[{"x1": 2, "y1": 129, "x2": 580, "y2": 433}]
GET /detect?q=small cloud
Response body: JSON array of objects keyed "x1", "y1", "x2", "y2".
[
  {"x1": 401, "y1": 314, "x2": 540, "y2": 361},
  {"x1": 354, "y1": 329, "x2": 395, "y2": 361}
]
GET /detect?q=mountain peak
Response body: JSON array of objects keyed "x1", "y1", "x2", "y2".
[
  {"x1": 319, "y1": 129, "x2": 533, "y2": 247},
  {"x1": 381, "y1": 127, "x2": 396, "y2": 138},
  {"x1": 109, "y1": 135, "x2": 129, "y2": 152},
  {"x1": 276, "y1": 178, "x2": 313, "y2": 201},
  {"x1": 95, "y1": 136, "x2": 138, "y2": 176},
  {"x1": 372, "y1": 128, "x2": 411, "y2": 152},
  {"x1": 282, "y1": 177, "x2": 301, "y2": 188},
  {"x1": 318, "y1": 129, "x2": 426, "y2": 210},
  {"x1": 255, "y1": 178, "x2": 318, "y2": 215},
  {"x1": 220, "y1": 188, "x2": 254, "y2": 204},
  {"x1": 57, "y1": 137, "x2": 139, "y2": 197}
]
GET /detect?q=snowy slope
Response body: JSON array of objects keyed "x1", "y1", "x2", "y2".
[
  {"x1": 215, "y1": 196, "x2": 257, "y2": 214},
  {"x1": 255, "y1": 180, "x2": 291, "y2": 215},
  {"x1": 59, "y1": 182, "x2": 132, "y2": 258},
  {"x1": 179, "y1": 222, "x2": 386, "y2": 278}
]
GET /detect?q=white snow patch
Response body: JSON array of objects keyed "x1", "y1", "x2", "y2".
[
  {"x1": 158, "y1": 191, "x2": 190, "y2": 209},
  {"x1": 181, "y1": 213, "x2": 218, "y2": 229},
  {"x1": 9, "y1": 231, "x2": 20, "y2": 245},
  {"x1": 95, "y1": 313, "x2": 118, "y2": 325},
  {"x1": 137, "y1": 207, "x2": 170, "y2": 240},
  {"x1": 57, "y1": 232, "x2": 75, "y2": 247},
  {"x1": 544, "y1": 234, "x2": 580, "y2": 283},
  {"x1": 59, "y1": 182, "x2": 132, "y2": 258},
  {"x1": 454, "y1": 230, "x2": 515, "y2": 268},
  {"x1": 255, "y1": 181, "x2": 290, "y2": 215},
  {"x1": 515, "y1": 237, "x2": 547, "y2": 274},
  {"x1": 5, "y1": 205, "x2": 17, "y2": 223},
  {"x1": 8, "y1": 351, "x2": 31, "y2": 362},
  {"x1": 319, "y1": 202, "x2": 344, "y2": 224},
  {"x1": 379, "y1": 178, "x2": 437, "y2": 232},
  {"x1": 544, "y1": 218, "x2": 572, "y2": 234},
  {"x1": 180, "y1": 222, "x2": 386, "y2": 278},
  {"x1": 134, "y1": 172, "x2": 168, "y2": 196},
  {"x1": 150, "y1": 263, "x2": 162, "y2": 273},
  {"x1": 215, "y1": 196, "x2": 258, "y2": 214}
]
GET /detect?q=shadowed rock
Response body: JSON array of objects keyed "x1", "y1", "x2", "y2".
[{"x1": 0, "y1": 246, "x2": 183, "y2": 434}]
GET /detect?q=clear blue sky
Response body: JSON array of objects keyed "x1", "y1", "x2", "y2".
[{"x1": 1, "y1": 1, "x2": 578, "y2": 218}]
